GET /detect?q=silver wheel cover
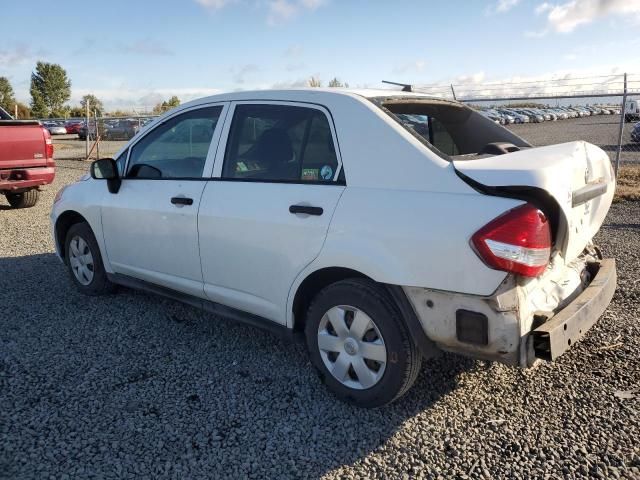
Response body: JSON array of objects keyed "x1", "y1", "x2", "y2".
[
  {"x1": 317, "y1": 305, "x2": 387, "y2": 390},
  {"x1": 69, "y1": 236, "x2": 95, "y2": 286}
]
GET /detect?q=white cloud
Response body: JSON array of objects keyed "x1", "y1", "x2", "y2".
[
  {"x1": 267, "y1": 0, "x2": 298, "y2": 25},
  {"x1": 411, "y1": 64, "x2": 640, "y2": 101},
  {"x1": 392, "y1": 60, "x2": 427, "y2": 75},
  {"x1": 300, "y1": 0, "x2": 326, "y2": 9},
  {"x1": 536, "y1": 0, "x2": 640, "y2": 33},
  {"x1": 231, "y1": 64, "x2": 260, "y2": 84},
  {"x1": 496, "y1": 0, "x2": 520, "y2": 12},
  {"x1": 486, "y1": 0, "x2": 520, "y2": 15},
  {"x1": 0, "y1": 44, "x2": 37, "y2": 68},
  {"x1": 267, "y1": 0, "x2": 328, "y2": 25},
  {"x1": 194, "y1": 0, "x2": 327, "y2": 24},
  {"x1": 69, "y1": 87, "x2": 224, "y2": 111},
  {"x1": 195, "y1": 0, "x2": 232, "y2": 10}
]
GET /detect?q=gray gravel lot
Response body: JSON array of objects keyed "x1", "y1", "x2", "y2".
[{"x1": 1, "y1": 161, "x2": 639, "y2": 479}]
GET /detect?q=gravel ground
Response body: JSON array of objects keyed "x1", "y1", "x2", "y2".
[{"x1": 0, "y1": 161, "x2": 639, "y2": 479}]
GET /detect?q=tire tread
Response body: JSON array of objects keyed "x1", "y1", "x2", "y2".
[{"x1": 305, "y1": 278, "x2": 422, "y2": 407}]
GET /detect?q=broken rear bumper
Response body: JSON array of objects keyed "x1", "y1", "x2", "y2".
[{"x1": 530, "y1": 259, "x2": 616, "y2": 362}]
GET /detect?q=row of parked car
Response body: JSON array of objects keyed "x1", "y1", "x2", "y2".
[
  {"x1": 41, "y1": 118, "x2": 156, "y2": 141},
  {"x1": 478, "y1": 105, "x2": 622, "y2": 125}
]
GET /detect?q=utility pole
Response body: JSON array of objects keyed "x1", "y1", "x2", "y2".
[
  {"x1": 85, "y1": 100, "x2": 90, "y2": 159},
  {"x1": 614, "y1": 73, "x2": 627, "y2": 177}
]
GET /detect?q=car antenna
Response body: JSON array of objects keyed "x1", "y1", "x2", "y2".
[{"x1": 381, "y1": 80, "x2": 412, "y2": 92}]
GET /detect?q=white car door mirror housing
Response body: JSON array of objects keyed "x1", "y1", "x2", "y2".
[{"x1": 90, "y1": 158, "x2": 121, "y2": 194}]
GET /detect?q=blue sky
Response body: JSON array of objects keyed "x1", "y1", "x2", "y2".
[{"x1": 2, "y1": 0, "x2": 639, "y2": 110}]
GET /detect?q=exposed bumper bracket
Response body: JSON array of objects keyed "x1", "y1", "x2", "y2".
[{"x1": 531, "y1": 258, "x2": 616, "y2": 361}]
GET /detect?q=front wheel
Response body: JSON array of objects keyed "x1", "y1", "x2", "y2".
[
  {"x1": 5, "y1": 190, "x2": 39, "y2": 208},
  {"x1": 305, "y1": 278, "x2": 422, "y2": 407},
  {"x1": 64, "y1": 222, "x2": 116, "y2": 295}
]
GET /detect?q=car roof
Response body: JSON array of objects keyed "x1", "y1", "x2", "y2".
[{"x1": 178, "y1": 88, "x2": 441, "y2": 109}]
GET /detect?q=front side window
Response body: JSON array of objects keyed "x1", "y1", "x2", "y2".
[
  {"x1": 222, "y1": 104, "x2": 339, "y2": 182},
  {"x1": 115, "y1": 150, "x2": 128, "y2": 176},
  {"x1": 126, "y1": 106, "x2": 222, "y2": 179}
]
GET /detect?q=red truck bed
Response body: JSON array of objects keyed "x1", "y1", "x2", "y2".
[{"x1": 0, "y1": 109, "x2": 56, "y2": 208}]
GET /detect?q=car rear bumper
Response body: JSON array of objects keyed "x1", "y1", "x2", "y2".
[
  {"x1": 402, "y1": 256, "x2": 616, "y2": 367},
  {"x1": 529, "y1": 259, "x2": 616, "y2": 362},
  {"x1": 0, "y1": 166, "x2": 55, "y2": 191}
]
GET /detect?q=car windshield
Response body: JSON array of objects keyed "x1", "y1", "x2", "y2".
[{"x1": 372, "y1": 97, "x2": 530, "y2": 160}]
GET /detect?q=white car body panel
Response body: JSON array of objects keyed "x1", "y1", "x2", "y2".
[
  {"x1": 98, "y1": 102, "x2": 229, "y2": 298},
  {"x1": 454, "y1": 141, "x2": 615, "y2": 262},
  {"x1": 50, "y1": 88, "x2": 615, "y2": 370},
  {"x1": 199, "y1": 181, "x2": 345, "y2": 324},
  {"x1": 100, "y1": 179, "x2": 208, "y2": 298}
]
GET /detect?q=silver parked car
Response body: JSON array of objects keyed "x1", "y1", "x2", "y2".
[{"x1": 43, "y1": 121, "x2": 67, "y2": 135}]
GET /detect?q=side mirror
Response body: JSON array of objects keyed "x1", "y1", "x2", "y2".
[{"x1": 90, "y1": 158, "x2": 121, "y2": 194}]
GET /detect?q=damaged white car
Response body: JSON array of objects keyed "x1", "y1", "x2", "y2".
[{"x1": 51, "y1": 89, "x2": 616, "y2": 407}]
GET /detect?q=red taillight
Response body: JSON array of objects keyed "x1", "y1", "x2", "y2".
[
  {"x1": 43, "y1": 128, "x2": 54, "y2": 159},
  {"x1": 471, "y1": 204, "x2": 551, "y2": 277}
]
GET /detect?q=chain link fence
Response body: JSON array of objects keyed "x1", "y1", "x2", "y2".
[
  {"x1": 385, "y1": 73, "x2": 640, "y2": 198},
  {"x1": 42, "y1": 114, "x2": 159, "y2": 160}
]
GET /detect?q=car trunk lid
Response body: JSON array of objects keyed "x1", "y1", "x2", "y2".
[{"x1": 453, "y1": 141, "x2": 615, "y2": 262}]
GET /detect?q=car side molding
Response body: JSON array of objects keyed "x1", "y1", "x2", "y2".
[{"x1": 106, "y1": 273, "x2": 300, "y2": 342}]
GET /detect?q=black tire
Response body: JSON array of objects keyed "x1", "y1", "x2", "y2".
[
  {"x1": 305, "y1": 278, "x2": 422, "y2": 408},
  {"x1": 5, "y1": 190, "x2": 39, "y2": 208},
  {"x1": 64, "y1": 222, "x2": 116, "y2": 295}
]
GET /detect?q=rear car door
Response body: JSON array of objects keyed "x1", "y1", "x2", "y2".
[
  {"x1": 100, "y1": 103, "x2": 228, "y2": 297},
  {"x1": 198, "y1": 102, "x2": 345, "y2": 324}
]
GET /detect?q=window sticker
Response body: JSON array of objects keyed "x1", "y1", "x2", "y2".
[
  {"x1": 302, "y1": 168, "x2": 319, "y2": 180},
  {"x1": 320, "y1": 165, "x2": 333, "y2": 180}
]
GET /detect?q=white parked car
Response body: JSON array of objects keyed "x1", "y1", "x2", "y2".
[{"x1": 51, "y1": 89, "x2": 617, "y2": 407}]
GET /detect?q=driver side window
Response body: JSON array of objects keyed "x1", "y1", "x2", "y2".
[{"x1": 126, "y1": 106, "x2": 222, "y2": 179}]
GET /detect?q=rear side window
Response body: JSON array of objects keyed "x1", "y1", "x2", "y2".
[
  {"x1": 222, "y1": 104, "x2": 339, "y2": 182},
  {"x1": 379, "y1": 99, "x2": 530, "y2": 159},
  {"x1": 126, "y1": 106, "x2": 222, "y2": 179}
]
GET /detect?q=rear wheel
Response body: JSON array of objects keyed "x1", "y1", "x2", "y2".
[
  {"x1": 305, "y1": 278, "x2": 422, "y2": 407},
  {"x1": 64, "y1": 222, "x2": 116, "y2": 295},
  {"x1": 5, "y1": 190, "x2": 39, "y2": 208}
]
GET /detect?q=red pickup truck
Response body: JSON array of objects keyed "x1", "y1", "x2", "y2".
[{"x1": 0, "y1": 107, "x2": 55, "y2": 208}]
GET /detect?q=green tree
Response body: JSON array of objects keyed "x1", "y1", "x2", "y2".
[
  {"x1": 69, "y1": 106, "x2": 85, "y2": 118},
  {"x1": 15, "y1": 102, "x2": 31, "y2": 119},
  {"x1": 0, "y1": 77, "x2": 16, "y2": 112},
  {"x1": 80, "y1": 94, "x2": 104, "y2": 116},
  {"x1": 307, "y1": 76, "x2": 322, "y2": 87},
  {"x1": 152, "y1": 95, "x2": 181, "y2": 114},
  {"x1": 328, "y1": 77, "x2": 348, "y2": 88},
  {"x1": 30, "y1": 61, "x2": 71, "y2": 118}
]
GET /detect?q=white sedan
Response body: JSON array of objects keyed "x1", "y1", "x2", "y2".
[{"x1": 51, "y1": 89, "x2": 616, "y2": 407}]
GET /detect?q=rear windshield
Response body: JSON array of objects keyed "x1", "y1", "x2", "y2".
[{"x1": 371, "y1": 97, "x2": 531, "y2": 160}]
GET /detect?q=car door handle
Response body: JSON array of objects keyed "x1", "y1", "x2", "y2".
[
  {"x1": 171, "y1": 196, "x2": 193, "y2": 206},
  {"x1": 289, "y1": 205, "x2": 323, "y2": 216}
]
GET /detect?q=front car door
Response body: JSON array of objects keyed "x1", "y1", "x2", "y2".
[
  {"x1": 101, "y1": 103, "x2": 228, "y2": 297},
  {"x1": 198, "y1": 101, "x2": 345, "y2": 324}
]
